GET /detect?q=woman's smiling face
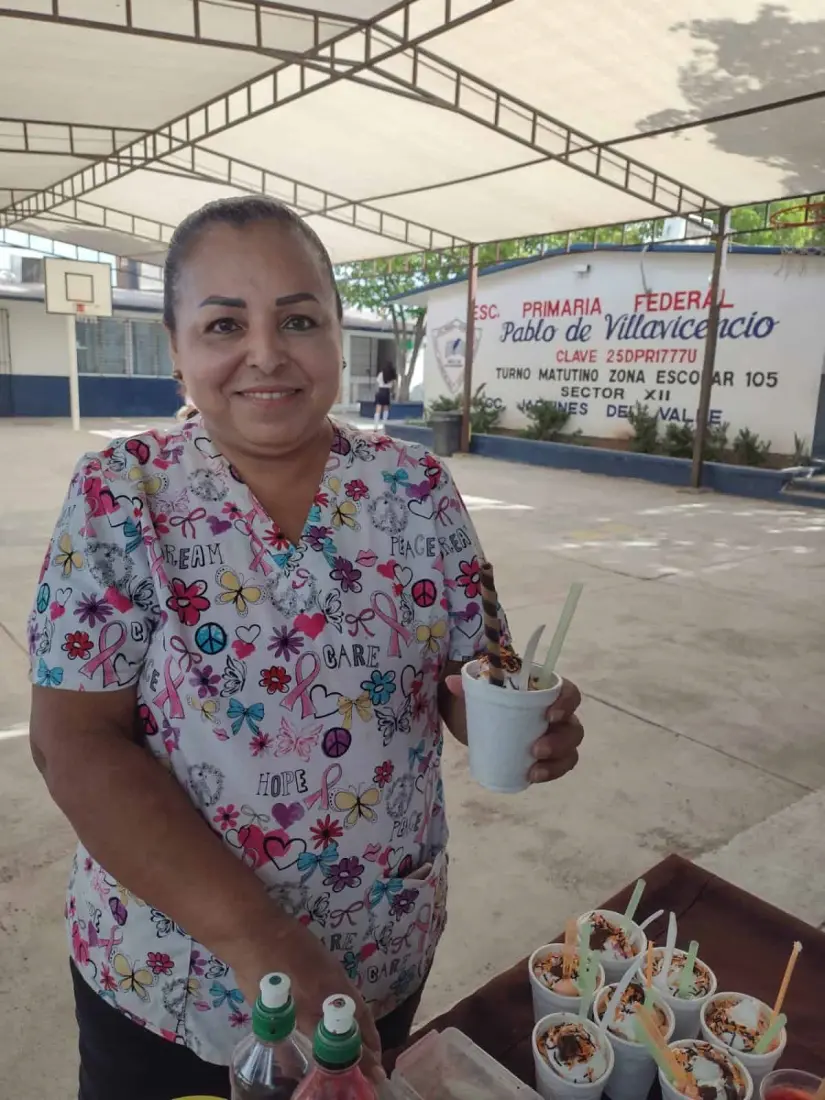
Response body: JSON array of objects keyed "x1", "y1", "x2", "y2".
[{"x1": 169, "y1": 219, "x2": 342, "y2": 458}]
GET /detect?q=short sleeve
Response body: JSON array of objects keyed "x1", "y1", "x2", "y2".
[
  {"x1": 28, "y1": 453, "x2": 155, "y2": 692},
  {"x1": 428, "y1": 456, "x2": 512, "y2": 663}
]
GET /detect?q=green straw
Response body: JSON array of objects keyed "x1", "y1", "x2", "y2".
[
  {"x1": 753, "y1": 1012, "x2": 787, "y2": 1055},
  {"x1": 537, "y1": 583, "x2": 583, "y2": 688},
  {"x1": 632, "y1": 1017, "x2": 680, "y2": 1084},
  {"x1": 577, "y1": 921, "x2": 593, "y2": 991},
  {"x1": 578, "y1": 954, "x2": 600, "y2": 1020},
  {"x1": 676, "y1": 940, "x2": 699, "y2": 999},
  {"x1": 624, "y1": 878, "x2": 645, "y2": 928}
]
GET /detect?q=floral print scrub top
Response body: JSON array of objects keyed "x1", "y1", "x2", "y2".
[{"x1": 28, "y1": 417, "x2": 498, "y2": 1065}]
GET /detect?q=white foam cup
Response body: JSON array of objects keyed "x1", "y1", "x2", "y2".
[
  {"x1": 529, "y1": 944, "x2": 607, "y2": 1024},
  {"x1": 578, "y1": 910, "x2": 647, "y2": 985},
  {"x1": 592, "y1": 983, "x2": 675, "y2": 1100},
  {"x1": 461, "y1": 660, "x2": 562, "y2": 794},
  {"x1": 637, "y1": 947, "x2": 718, "y2": 1041},
  {"x1": 532, "y1": 1012, "x2": 614, "y2": 1100},
  {"x1": 658, "y1": 1039, "x2": 753, "y2": 1100},
  {"x1": 700, "y1": 993, "x2": 787, "y2": 1094}
]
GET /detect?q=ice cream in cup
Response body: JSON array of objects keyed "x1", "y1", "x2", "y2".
[
  {"x1": 461, "y1": 658, "x2": 562, "y2": 794},
  {"x1": 529, "y1": 943, "x2": 607, "y2": 1023},
  {"x1": 701, "y1": 993, "x2": 787, "y2": 1093},
  {"x1": 658, "y1": 1039, "x2": 753, "y2": 1100},
  {"x1": 642, "y1": 946, "x2": 718, "y2": 1041},
  {"x1": 577, "y1": 910, "x2": 647, "y2": 985},
  {"x1": 593, "y1": 978, "x2": 675, "y2": 1100},
  {"x1": 532, "y1": 1012, "x2": 615, "y2": 1100}
]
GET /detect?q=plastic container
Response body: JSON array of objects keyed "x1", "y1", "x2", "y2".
[
  {"x1": 461, "y1": 659, "x2": 562, "y2": 794},
  {"x1": 531, "y1": 1012, "x2": 614, "y2": 1100},
  {"x1": 592, "y1": 980, "x2": 675, "y2": 1100},
  {"x1": 429, "y1": 411, "x2": 462, "y2": 458},
  {"x1": 700, "y1": 992, "x2": 787, "y2": 1095},
  {"x1": 529, "y1": 943, "x2": 606, "y2": 1023},
  {"x1": 293, "y1": 995, "x2": 374, "y2": 1100},
  {"x1": 658, "y1": 1039, "x2": 753, "y2": 1100},
  {"x1": 637, "y1": 946, "x2": 718, "y2": 1041},
  {"x1": 759, "y1": 1068, "x2": 822, "y2": 1100},
  {"x1": 577, "y1": 910, "x2": 647, "y2": 986},
  {"x1": 392, "y1": 1027, "x2": 542, "y2": 1099},
  {"x1": 230, "y1": 973, "x2": 310, "y2": 1100}
]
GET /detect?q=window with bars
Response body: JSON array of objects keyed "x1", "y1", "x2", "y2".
[{"x1": 76, "y1": 316, "x2": 173, "y2": 377}]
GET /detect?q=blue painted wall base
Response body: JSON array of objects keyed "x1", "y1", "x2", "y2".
[
  {"x1": 3, "y1": 375, "x2": 180, "y2": 418},
  {"x1": 385, "y1": 424, "x2": 825, "y2": 509},
  {"x1": 359, "y1": 400, "x2": 424, "y2": 421}
]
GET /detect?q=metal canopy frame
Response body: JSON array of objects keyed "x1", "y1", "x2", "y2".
[{"x1": 1, "y1": 0, "x2": 823, "y2": 477}]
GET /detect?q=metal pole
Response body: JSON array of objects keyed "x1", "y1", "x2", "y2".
[
  {"x1": 67, "y1": 313, "x2": 81, "y2": 431},
  {"x1": 460, "y1": 243, "x2": 478, "y2": 453},
  {"x1": 690, "y1": 207, "x2": 729, "y2": 488}
]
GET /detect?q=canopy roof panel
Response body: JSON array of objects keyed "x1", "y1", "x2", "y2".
[{"x1": 1, "y1": 0, "x2": 823, "y2": 268}]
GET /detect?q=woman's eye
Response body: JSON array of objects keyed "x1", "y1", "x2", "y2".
[
  {"x1": 282, "y1": 315, "x2": 317, "y2": 332},
  {"x1": 206, "y1": 317, "x2": 240, "y2": 335}
]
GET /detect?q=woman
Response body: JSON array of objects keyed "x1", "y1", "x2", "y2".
[
  {"x1": 28, "y1": 196, "x2": 584, "y2": 1100},
  {"x1": 373, "y1": 361, "x2": 397, "y2": 429}
]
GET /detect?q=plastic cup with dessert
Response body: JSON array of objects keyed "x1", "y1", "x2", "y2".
[
  {"x1": 532, "y1": 1011, "x2": 615, "y2": 1100},
  {"x1": 658, "y1": 1038, "x2": 753, "y2": 1100},
  {"x1": 577, "y1": 909, "x2": 647, "y2": 986},
  {"x1": 529, "y1": 943, "x2": 607, "y2": 1024},
  {"x1": 592, "y1": 979, "x2": 675, "y2": 1100},
  {"x1": 759, "y1": 1068, "x2": 822, "y2": 1100},
  {"x1": 461, "y1": 659, "x2": 562, "y2": 795},
  {"x1": 700, "y1": 992, "x2": 787, "y2": 1094},
  {"x1": 637, "y1": 945, "x2": 718, "y2": 1041}
]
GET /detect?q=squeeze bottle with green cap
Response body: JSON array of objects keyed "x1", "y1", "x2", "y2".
[
  {"x1": 292, "y1": 994, "x2": 376, "y2": 1100},
  {"x1": 230, "y1": 973, "x2": 310, "y2": 1100}
]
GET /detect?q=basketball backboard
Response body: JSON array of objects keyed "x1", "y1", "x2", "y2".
[{"x1": 44, "y1": 258, "x2": 113, "y2": 317}]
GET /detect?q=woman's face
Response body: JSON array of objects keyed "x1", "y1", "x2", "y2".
[{"x1": 169, "y1": 220, "x2": 342, "y2": 457}]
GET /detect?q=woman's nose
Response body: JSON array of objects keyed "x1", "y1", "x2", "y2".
[{"x1": 246, "y1": 322, "x2": 288, "y2": 373}]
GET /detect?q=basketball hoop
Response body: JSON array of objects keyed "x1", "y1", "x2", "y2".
[
  {"x1": 769, "y1": 202, "x2": 825, "y2": 230},
  {"x1": 76, "y1": 302, "x2": 86, "y2": 314}
]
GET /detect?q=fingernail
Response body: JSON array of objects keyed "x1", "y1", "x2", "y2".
[
  {"x1": 533, "y1": 740, "x2": 551, "y2": 760},
  {"x1": 547, "y1": 708, "x2": 564, "y2": 724}
]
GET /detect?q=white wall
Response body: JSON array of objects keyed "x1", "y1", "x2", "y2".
[
  {"x1": 423, "y1": 250, "x2": 825, "y2": 453},
  {"x1": 5, "y1": 299, "x2": 71, "y2": 377}
]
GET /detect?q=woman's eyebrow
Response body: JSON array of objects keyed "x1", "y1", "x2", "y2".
[
  {"x1": 199, "y1": 295, "x2": 246, "y2": 308},
  {"x1": 197, "y1": 292, "x2": 319, "y2": 308}
]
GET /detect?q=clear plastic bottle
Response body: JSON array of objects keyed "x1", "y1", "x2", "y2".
[
  {"x1": 292, "y1": 994, "x2": 376, "y2": 1100},
  {"x1": 230, "y1": 973, "x2": 311, "y2": 1100}
]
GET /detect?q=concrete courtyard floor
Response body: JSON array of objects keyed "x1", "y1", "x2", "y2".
[{"x1": 1, "y1": 417, "x2": 824, "y2": 1097}]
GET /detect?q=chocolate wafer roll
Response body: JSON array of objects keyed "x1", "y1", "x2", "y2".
[{"x1": 479, "y1": 560, "x2": 505, "y2": 687}]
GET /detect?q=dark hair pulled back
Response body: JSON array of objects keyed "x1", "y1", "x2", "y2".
[{"x1": 163, "y1": 195, "x2": 343, "y2": 331}]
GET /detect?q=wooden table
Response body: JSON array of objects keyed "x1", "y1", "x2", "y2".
[{"x1": 412, "y1": 855, "x2": 825, "y2": 1095}]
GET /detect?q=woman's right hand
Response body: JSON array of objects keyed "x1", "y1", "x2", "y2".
[{"x1": 234, "y1": 918, "x2": 385, "y2": 1080}]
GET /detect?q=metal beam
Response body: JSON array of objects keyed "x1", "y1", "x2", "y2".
[
  {"x1": 366, "y1": 48, "x2": 720, "y2": 216},
  {"x1": 0, "y1": 1, "x2": 352, "y2": 62},
  {"x1": 138, "y1": 145, "x2": 465, "y2": 252},
  {"x1": 0, "y1": 117, "x2": 144, "y2": 160},
  {"x1": 0, "y1": 0, "x2": 513, "y2": 229}
]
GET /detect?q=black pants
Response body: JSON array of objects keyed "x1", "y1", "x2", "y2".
[{"x1": 72, "y1": 962, "x2": 423, "y2": 1100}]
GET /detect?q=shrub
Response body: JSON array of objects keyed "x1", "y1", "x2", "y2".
[
  {"x1": 703, "y1": 421, "x2": 729, "y2": 463},
  {"x1": 426, "y1": 395, "x2": 460, "y2": 418},
  {"x1": 627, "y1": 402, "x2": 659, "y2": 453},
  {"x1": 732, "y1": 428, "x2": 771, "y2": 466},
  {"x1": 661, "y1": 421, "x2": 695, "y2": 458},
  {"x1": 425, "y1": 385, "x2": 504, "y2": 436},
  {"x1": 793, "y1": 433, "x2": 811, "y2": 465},
  {"x1": 469, "y1": 383, "x2": 504, "y2": 435},
  {"x1": 517, "y1": 398, "x2": 572, "y2": 441}
]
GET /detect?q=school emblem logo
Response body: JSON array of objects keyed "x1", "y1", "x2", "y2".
[{"x1": 431, "y1": 318, "x2": 483, "y2": 395}]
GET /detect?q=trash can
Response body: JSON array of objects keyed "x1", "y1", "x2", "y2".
[{"x1": 429, "y1": 411, "x2": 463, "y2": 457}]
